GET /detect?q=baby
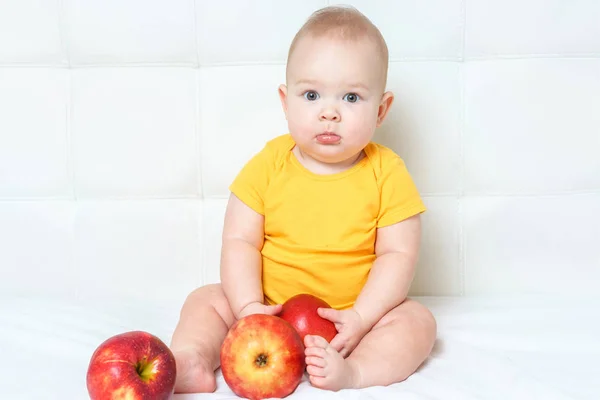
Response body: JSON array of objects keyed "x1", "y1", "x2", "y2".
[{"x1": 171, "y1": 5, "x2": 437, "y2": 393}]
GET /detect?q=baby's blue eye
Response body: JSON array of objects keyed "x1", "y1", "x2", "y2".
[
  {"x1": 304, "y1": 91, "x2": 319, "y2": 101},
  {"x1": 343, "y1": 93, "x2": 360, "y2": 103}
]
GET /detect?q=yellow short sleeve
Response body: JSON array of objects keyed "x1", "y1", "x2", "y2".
[
  {"x1": 228, "y1": 145, "x2": 274, "y2": 215},
  {"x1": 377, "y1": 155, "x2": 426, "y2": 228}
]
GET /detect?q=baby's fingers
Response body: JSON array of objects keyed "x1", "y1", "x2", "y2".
[
  {"x1": 263, "y1": 304, "x2": 282, "y2": 315},
  {"x1": 339, "y1": 347, "x2": 349, "y2": 358},
  {"x1": 318, "y1": 307, "x2": 343, "y2": 323},
  {"x1": 328, "y1": 334, "x2": 345, "y2": 353}
]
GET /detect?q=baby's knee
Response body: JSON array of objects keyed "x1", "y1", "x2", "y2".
[
  {"x1": 180, "y1": 284, "x2": 235, "y2": 324},
  {"x1": 180, "y1": 284, "x2": 224, "y2": 311},
  {"x1": 400, "y1": 299, "x2": 436, "y2": 336},
  {"x1": 183, "y1": 283, "x2": 216, "y2": 301},
  {"x1": 412, "y1": 301, "x2": 437, "y2": 341}
]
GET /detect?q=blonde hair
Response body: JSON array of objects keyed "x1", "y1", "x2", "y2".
[{"x1": 286, "y1": 5, "x2": 389, "y2": 85}]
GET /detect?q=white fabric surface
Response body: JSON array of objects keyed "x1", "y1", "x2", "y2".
[
  {"x1": 2, "y1": 293, "x2": 599, "y2": 399},
  {"x1": 1, "y1": 0, "x2": 599, "y2": 300}
]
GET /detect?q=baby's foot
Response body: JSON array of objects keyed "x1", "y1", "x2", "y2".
[
  {"x1": 304, "y1": 335, "x2": 360, "y2": 391},
  {"x1": 173, "y1": 348, "x2": 216, "y2": 393}
]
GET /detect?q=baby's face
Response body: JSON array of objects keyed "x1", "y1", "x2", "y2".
[{"x1": 280, "y1": 35, "x2": 390, "y2": 165}]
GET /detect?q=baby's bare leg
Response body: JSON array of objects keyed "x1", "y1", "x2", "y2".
[
  {"x1": 305, "y1": 298, "x2": 436, "y2": 390},
  {"x1": 170, "y1": 284, "x2": 235, "y2": 393},
  {"x1": 349, "y1": 299, "x2": 437, "y2": 387}
]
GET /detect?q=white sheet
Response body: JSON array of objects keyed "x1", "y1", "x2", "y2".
[{"x1": 1, "y1": 293, "x2": 598, "y2": 399}]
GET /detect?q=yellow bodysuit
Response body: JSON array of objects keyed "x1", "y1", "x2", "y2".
[{"x1": 229, "y1": 134, "x2": 426, "y2": 310}]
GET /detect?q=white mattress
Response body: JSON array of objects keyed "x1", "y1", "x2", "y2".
[{"x1": 1, "y1": 293, "x2": 598, "y2": 399}]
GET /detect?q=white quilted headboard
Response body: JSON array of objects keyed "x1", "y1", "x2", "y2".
[{"x1": 1, "y1": 1, "x2": 599, "y2": 307}]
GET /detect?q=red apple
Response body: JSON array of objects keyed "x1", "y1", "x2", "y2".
[
  {"x1": 220, "y1": 314, "x2": 305, "y2": 400},
  {"x1": 279, "y1": 293, "x2": 337, "y2": 343},
  {"x1": 86, "y1": 330, "x2": 176, "y2": 400}
]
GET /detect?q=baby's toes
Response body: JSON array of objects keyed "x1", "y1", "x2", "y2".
[
  {"x1": 304, "y1": 334, "x2": 316, "y2": 348},
  {"x1": 309, "y1": 335, "x2": 331, "y2": 349},
  {"x1": 309, "y1": 374, "x2": 328, "y2": 389},
  {"x1": 306, "y1": 364, "x2": 327, "y2": 377},
  {"x1": 305, "y1": 346, "x2": 327, "y2": 358},
  {"x1": 306, "y1": 355, "x2": 326, "y2": 368}
]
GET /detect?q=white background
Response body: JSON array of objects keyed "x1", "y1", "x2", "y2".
[{"x1": 1, "y1": 0, "x2": 599, "y2": 308}]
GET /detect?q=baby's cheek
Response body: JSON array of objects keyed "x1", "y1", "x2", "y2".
[
  {"x1": 288, "y1": 116, "x2": 315, "y2": 138},
  {"x1": 346, "y1": 116, "x2": 375, "y2": 141}
]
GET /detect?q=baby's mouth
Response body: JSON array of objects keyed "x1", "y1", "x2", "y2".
[{"x1": 315, "y1": 133, "x2": 341, "y2": 144}]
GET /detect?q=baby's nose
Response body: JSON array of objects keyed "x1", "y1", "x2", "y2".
[{"x1": 319, "y1": 109, "x2": 340, "y2": 121}]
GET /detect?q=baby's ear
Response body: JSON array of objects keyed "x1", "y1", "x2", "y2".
[
  {"x1": 376, "y1": 91, "x2": 394, "y2": 127},
  {"x1": 278, "y1": 84, "x2": 289, "y2": 119}
]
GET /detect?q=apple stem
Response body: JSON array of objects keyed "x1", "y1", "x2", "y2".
[{"x1": 135, "y1": 358, "x2": 155, "y2": 382}]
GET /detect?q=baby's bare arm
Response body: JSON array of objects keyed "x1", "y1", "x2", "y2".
[
  {"x1": 353, "y1": 214, "x2": 422, "y2": 330},
  {"x1": 220, "y1": 193, "x2": 266, "y2": 319}
]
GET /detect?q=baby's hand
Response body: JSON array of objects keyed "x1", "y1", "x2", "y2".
[
  {"x1": 237, "y1": 301, "x2": 282, "y2": 319},
  {"x1": 317, "y1": 308, "x2": 369, "y2": 358}
]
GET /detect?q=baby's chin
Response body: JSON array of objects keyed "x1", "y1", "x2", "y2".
[{"x1": 302, "y1": 144, "x2": 364, "y2": 165}]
